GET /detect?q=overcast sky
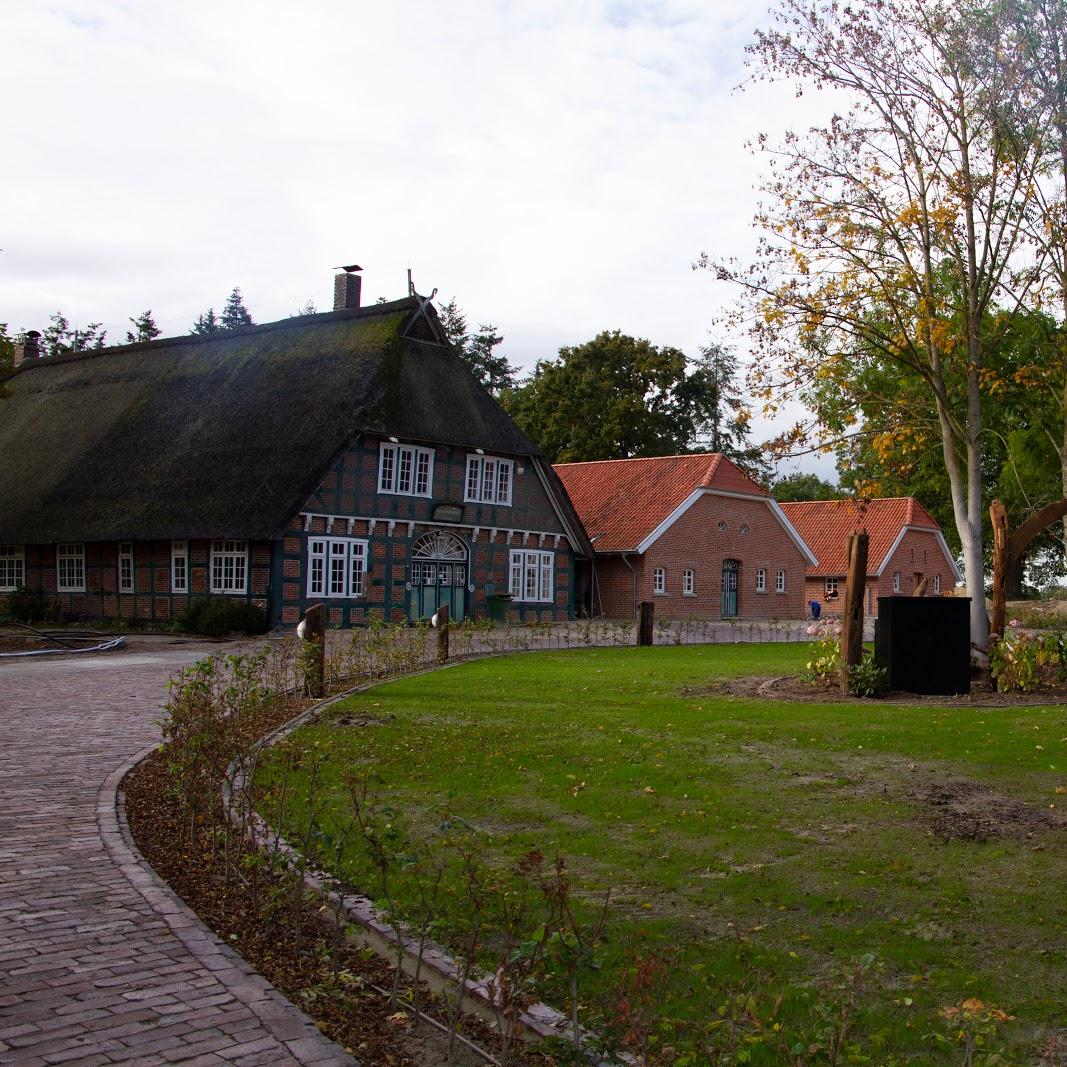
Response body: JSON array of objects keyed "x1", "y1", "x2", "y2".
[{"x1": 1, "y1": 0, "x2": 835, "y2": 479}]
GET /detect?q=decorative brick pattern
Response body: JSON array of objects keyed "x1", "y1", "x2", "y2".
[
  {"x1": 281, "y1": 435, "x2": 577, "y2": 626},
  {"x1": 8, "y1": 541, "x2": 271, "y2": 627}
]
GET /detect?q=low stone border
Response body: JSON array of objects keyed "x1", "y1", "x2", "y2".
[
  {"x1": 99, "y1": 742, "x2": 359, "y2": 1066},
  {"x1": 229, "y1": 674, "x2": 613, "y2": 1059}
]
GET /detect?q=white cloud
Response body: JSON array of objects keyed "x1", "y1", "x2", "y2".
[{"x1": 0, "y1": 0, "x2": 834, "y2": 478}]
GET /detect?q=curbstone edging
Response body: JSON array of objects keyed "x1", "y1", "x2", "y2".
[{"x1": 98, "y1": 742, "x2": 359, "y2": 1066}]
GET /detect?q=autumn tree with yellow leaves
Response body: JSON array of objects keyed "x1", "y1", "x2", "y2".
[{"x1": 700, "y1": 0, "x2": 1053, "y2": 650}]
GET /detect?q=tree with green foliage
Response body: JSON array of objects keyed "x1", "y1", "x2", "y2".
[
  {"x1": 126, "y1": 310, "x2": 161, "y2": 344},
  {"x1": 220, "y1": 288, "x2": 254, "y2": 330},
  {"x1": 771, "y1": 472, "x2": 842, "y2": 503},
  {"x1": 40, "y1": 311, "x2": 106, "y2": 356},
  {"x1": 437, "y1": 297, "x2": 518, "y2": 395},
  {"x1": 506, "y1": 330, "x2": 752, "y2": 465},
  {"x1": 191, "y1": 308, "x2": 221, "y2": 335},
  {"x1": 704, "y1": 0, "x2": 1052, "y2": 649},
  {"x1": 684, "y1": 339, "x2": 768, "y2": 477},
  {"x1": 0, "y1": 324, "x2": 14, "y2": 373}
]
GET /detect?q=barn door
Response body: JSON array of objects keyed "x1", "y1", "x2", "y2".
[{"x1": 721, "y1": 559, "x2": 739, "y2": 617}]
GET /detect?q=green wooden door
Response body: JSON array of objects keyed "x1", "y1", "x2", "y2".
[
  {"x1": 721, "y1": 559, "x2": 739, "y2": 617},
  {"x1": 408, "y1": 531, "x2": 469, "y2": 622}
]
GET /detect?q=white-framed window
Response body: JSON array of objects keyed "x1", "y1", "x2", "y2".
[
  {"x1": 934, "y1": 573, "x2": 941, "y2": 594},
  {"x1": 307, "y1": 537, "x2": 367, "y2": 599},
  {"x1": 57, "y1": 544, "x2": 85, "y2": 593},
  {"x1": 210, "y1": 540, "x2": 248, "y2": 594},
  {"x1": 509, "y1": 549, "x2": 553, "y2": 602},
  {"x1": 775, "y1": 569, "x2": 786, "y2": 593},
  {"x1": 756, "y1": 568, "x2": 767, "y2": 593},
  {"x1": 893, "y1": 570, "x2": 901, "y2": 592},
  {"x1": 825, "y1": 577, "x2": 838, "y2": 599},
  {"x1": 378, "y1": 442, "x2": 434, "y2": 497},
  {"x1": 0, "y1": 546, "x2": 25, "y2": 592},
  {"x1": 171, "y1": 541, "x2": 188, "y2": 593},
  {"x1": 464, "y1": 454, "x2": 514, "y2": 506},
  {"x1": 683, "y1": 569, "x2": 695, "y2": 595},
  {"x1": 118, "y1": 542, "x2": 134, "y2": 593},
  {"x1": 653, "y1": 567, "x2": 666, "y2": 594}
]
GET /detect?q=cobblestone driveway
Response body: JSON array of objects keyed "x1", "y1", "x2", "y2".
[{"x1": 0, "y1": 648, "x2": 356, "y2": 1066}]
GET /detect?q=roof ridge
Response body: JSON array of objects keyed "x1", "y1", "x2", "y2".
[
  {"x1": 3, "y1": 296, "x2": 419, "y2": 378},
  {"x1": 554, "y1": 452, "x2": 726, "y2": 468}
]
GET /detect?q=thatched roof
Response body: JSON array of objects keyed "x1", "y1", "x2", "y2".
[{"x1": 0, "y1": 298, "x2": 589, "y2": 551}]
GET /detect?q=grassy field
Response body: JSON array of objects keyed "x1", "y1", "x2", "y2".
[{"x1": 256, "y1": 644, "x2": 1067, "y2": 1062}]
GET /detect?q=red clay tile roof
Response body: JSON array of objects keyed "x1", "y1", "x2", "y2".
[
  {"x1": 779, "y1": 497, "x2": 941, "y2": 575},
  {"x1": 554, "y1": 454, "x2": 766, "y2": 553}
]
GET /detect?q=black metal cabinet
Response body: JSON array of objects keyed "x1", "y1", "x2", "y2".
[{"x1": 874, "y1": 596, "x2": 971, "y2": 695}]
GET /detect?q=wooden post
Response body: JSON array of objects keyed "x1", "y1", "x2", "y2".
[
  {"x1": 840, "y1": 528, "x2": 868, "y2": 694},
  {"x1": 300, "y1": 603, "x2": 326, "y2": 698},
  {"x1": 637, "y1": 600, "x2": 654, "y2": 646},
  {"x1": 435, "y1": 603, "x2": 450, "y2": 664},
  {"x1": 990, "y1": 498, "x2": 1008, "y2": 642}
]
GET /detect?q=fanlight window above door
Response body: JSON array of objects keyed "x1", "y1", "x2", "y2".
[{"x1": 412, "y1": 531, "x2": 468, "y2": 561}]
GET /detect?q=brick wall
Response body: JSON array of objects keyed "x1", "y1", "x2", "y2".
[
  {"x1": 276, "y1": 435, "x2": 579, "y2": 626},
  {"x1": 806, "y1": 527, "x2": 959, "y2": 616},
  {"x1": 593, "y1": 493, "x2": 809, "y2": 619},
  {"x1": 7, "y1": 539, "x2": 271, "y2": 624}
]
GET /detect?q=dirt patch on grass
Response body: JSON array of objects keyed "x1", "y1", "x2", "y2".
[
  {"x1": 332, "y1": 712, "x2": 397, "y2": 728},
  {"x1": 914, "y1": 777, "x2": 1067, "y2": 842},
  {"x1": 683, "y1": 674, "x2": 1067, "y2": 705}
]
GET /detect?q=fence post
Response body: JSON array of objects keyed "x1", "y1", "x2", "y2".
[
  {"x1": 840, "y1": 529, "x2": 868, "y2": 694},
  {"x1": 299, "y1": 603, "x2": 326, "y2": 698},
  {"x1": 435, "y1": 604, "x2": 450, "y2": 664},
  {"x1": 637, "y1": 600, "x2": 654, "y2": 646}
]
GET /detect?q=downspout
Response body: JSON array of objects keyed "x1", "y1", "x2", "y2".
[
  {"x1": 620, "y1": 552, "x2": 638, "y2": 620},
  {"x1": 588, "y1": 533, "x2": 602, "y2": 618}
]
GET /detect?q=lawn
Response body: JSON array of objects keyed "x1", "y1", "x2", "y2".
[{"x1": 256, "y1": 644, "x2": 1067, "y2": 1062}]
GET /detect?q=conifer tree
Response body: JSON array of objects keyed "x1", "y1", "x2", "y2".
[
  {"x1": 126, "y1": 310, "x2": 161, "y2": 344},
  {"x1": 220, "y1": 288, "x2": 254, "y2": 330},
  {"x1": 191, "y1": 308, "x2": 220, "y2": 335}
]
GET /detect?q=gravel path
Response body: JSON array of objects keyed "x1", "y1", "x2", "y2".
[{"x1": 0, "y1": 647, "x2": 357, "y2": 1066}]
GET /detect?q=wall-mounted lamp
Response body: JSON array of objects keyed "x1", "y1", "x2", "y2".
[
  {"x1": 388, "y1": 435, "x2": 399, "y2": 443},
  {"x1": 475, "y1": 447, "x2": 485, "y2": 455}
]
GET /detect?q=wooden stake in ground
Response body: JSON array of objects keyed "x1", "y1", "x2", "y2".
[
  {"x1": 434, "y1": 603, "x2": 450, "y2": 664},
  {"x1": 989, "y1": 499, "x2": 1008, "y2": 641},
  {"x1": 840, "y1": 528, "x2": 868, "y2": 695},
  {"x1": 637, "y1": 600, "x2": 654, "y2": 646},
  {"x1": 299, "y1": 603, "x2": 326, "y2": 698}
]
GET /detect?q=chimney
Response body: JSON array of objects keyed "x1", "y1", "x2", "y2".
[
  {"x1": 333, "y1": 268, "x2": 362, "y2": 311},
  {"x1": 13, "y1": 330, "x2": 41, "y2": 368}
]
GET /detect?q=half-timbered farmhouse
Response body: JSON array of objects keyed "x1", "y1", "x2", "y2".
[
  {"x1": 780, "y1": 497, "x2": 961, "y2": 615},
  {"x1": 0, "y1": 279, "x2": 591, "y2": 627},
  {"x1": 555, "y1": 454, "x2": 816, "y2": 619}
]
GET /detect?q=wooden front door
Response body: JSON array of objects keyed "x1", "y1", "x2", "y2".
[
  {"x1": 408, "y1": 531, "x2": 468, "y2": 622},
  {"x1": 721, "y1": 559, "x2": 739, "y2": 617}
]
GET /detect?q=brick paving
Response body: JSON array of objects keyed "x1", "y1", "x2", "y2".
[{"x1": 0, "y1": 649, "x2": 357, "y2": 1066}]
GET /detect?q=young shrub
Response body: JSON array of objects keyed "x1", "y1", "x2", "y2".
[
  {"x1": 179, "y1": 597, "x2": 268, "y2": 638},
  {"x1": 801, "y1": 623, "x2": 842, "y2": 687},
  {"x1": 4, "y1": 585, "x2": 57, "y2": 624}
]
